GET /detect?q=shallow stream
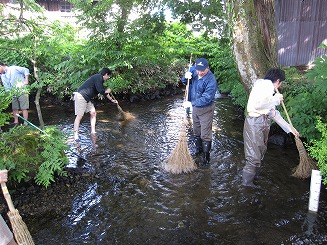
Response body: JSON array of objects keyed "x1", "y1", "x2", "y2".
[{"x1": 22, "y1": 94, "x2": 327, "y2": 244}]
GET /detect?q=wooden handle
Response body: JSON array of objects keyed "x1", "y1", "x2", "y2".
[
  {"x1": 185, "y1": 54, "x2": 193, "y2": 102},
  {"x1": 275, "y1": 88, "x2": 299, "y2": 137},
  {"x1": 1, "y1": 182, "x2": 16, "y2": 212},
  {"x1": 275, "y1": 88, "x2": 293, "y2": 127}
]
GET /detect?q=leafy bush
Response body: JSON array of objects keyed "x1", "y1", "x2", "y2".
[
  {"x1": 282, "y1": 57, "x2": 327, "y2": 142},
  {"x1": 0, "y1": 87, "x2": 12, "y2": 127},
  {"x1": 0, "y1": 126, "x2": 69, "y2": 188},
  {"x1": 307, "y1": 117, "x2": 327, "y2": 185}
]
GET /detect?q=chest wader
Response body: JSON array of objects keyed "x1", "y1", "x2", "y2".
[{"x1": 242, "y1": 115, "x2": 271, "y2": 187}]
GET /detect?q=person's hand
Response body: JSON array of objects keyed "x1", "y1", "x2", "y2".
[
  {"x1": 0, "y1": 170, "x2": 8, "y2": 183},
  {"x1": 276, "y1": 93, "x2": 284, "y2": 102},
  {"x1": 185, "y1": 71, "x2": 192, "y2": 79},
  {"x1": 291, "y1": 127, "x2": 300, "y2": 138},
  {"x1": 183, "y1": 101, "x2": 192, "y2": 108},
  {"x1": 105, "y1": 88, "x2": 112, "y2": 94}
]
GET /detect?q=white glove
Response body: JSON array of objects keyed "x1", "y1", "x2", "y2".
[
  {"x1": 185, "y1": 71, "x2": 192, "y2": 79},
  {"x1": 183, "y1": 101, "x2": 192, "y2": 108}
]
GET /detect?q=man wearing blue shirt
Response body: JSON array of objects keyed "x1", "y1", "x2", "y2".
[
  {"x1": 0, "y1": 62, "x2": 30, "y2": 125},
  {"x1": 183, "y1": 58, "x2": 218, "y2": 165}
]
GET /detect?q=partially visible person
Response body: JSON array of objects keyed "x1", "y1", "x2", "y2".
[
  {"x1": 0, "y1": 170, "x2": 18, "y2": 245},
  {"x1": 182, "y1": 58, "x2": 218, "y2": 165},
  {"x1": 73, "y1": 68, "x2": 118, "y2": 142},
  {"x1": 242, "y1": 68, "x2": 300, "y2": 187},
  {"x1": 0, "y1": 63, "x2": 30, "y2": 126}
]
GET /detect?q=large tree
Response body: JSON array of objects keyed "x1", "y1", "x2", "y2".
[{"x1": 227, "y1": 0, "x2": 278, "y2": 94}]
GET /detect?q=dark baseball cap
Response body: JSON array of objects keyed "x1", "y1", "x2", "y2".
[{"x1": 195, "y1": 58, "x2": 209, "y2": 71}]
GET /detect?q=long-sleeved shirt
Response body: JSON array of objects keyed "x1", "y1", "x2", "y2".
[
  {"x1": 181, "y1": 66, "x2": 198, "y2": 102},
  {"x1": 247, "y1": 79, "x2": 281, "y2": 117},
  {"x1": 247, "y1": 78, "x2": 292, "y2": 134},
  {"x1": 77, "y1": 74, "x2": 106, "y2": 102},
  {"x1": 1, "y1": 66, "x2": 30, "y2": 90}
]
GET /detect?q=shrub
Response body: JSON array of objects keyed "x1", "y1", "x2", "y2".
[
  {"x1": 307, "y1": 117, "x2": 327, "y2": 185},
  {"x1": 0, "y1": 126, "x2": 69, "y2": 188}
]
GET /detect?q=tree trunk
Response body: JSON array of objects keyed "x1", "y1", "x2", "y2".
[
  {"x1": 228, "y1": 0, "x2": 278, "y2": 95},
  {"x1": 32, "y1": 37, "x2": 45, "y2": 127}
]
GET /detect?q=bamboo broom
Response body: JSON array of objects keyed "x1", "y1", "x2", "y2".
[
  {"x1": 1, "y1": 182, "x2": 34, "y2": 245},
  {"x1": 164, "y1": 55, "x2": 197, "y2": 174},
  {"x1": 109, "y1": 93, "x2": 135, "y2": 121},
  {"x1": 276, "y1": 88, "x2": 317, "y2": 178}
]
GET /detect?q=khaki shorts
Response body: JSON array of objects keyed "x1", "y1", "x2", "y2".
[
  {"x1": 74, "y1": 92, "x2": 95, "y2": 116},
  {"x1": 0, "y1": 214, "x2": 13, "y2": 245},
  {"x1": 12, "y1": 94, "x2": 29, "y2": 110}
]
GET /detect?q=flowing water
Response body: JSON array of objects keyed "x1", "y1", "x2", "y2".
[{"x1": 25, "y1": 94, "x2": 326, "y2": 244}]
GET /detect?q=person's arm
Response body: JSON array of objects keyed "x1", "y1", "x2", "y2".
[
  {"x1": 16, "y1": 67, "x2": 30, "y2": 85},
  {"x1": 0, "y1": 170, "x2": 18, "y2": 245},
  {"x1": 23, "y1": 74, "x2": 29, "y2": 85},
  {"x1": 105, "y1": 88, "x2": 118, "y2": 104},
  {"x1": 0, "y1": 169, "x2": 8, "y2": 182},
  {"x1": 182, "y1": 67, "x2": 196, "y2": 84},
  {"x1": 269, "y1": 109, "x2": 300, "y2": 137}
]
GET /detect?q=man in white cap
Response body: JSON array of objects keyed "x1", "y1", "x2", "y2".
[{"x1": 183, "y1": 58, "x2": 218, "y2": 165}]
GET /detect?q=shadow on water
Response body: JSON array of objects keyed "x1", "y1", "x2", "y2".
[{"x1": 25, "y1": 95, "x2": 326, "y2": 244}]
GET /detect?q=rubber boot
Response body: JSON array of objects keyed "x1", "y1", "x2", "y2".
[
  {"x1": 242, "y1": 171, "x2": 256, "y2": 187},
  {"x1": 195, "y1": 136, "x2": 203, "y2": 155},
  {"x1": 202, "y1": 141, "x2": 211, "y2": 165}
]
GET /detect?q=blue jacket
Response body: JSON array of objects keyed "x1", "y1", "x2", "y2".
[
  {"x1": 181, "y1": 66, "x2": 197, "y2": 102},
  {"x1": 182, "y1": 66, "x2": 218, "y2": 108}
]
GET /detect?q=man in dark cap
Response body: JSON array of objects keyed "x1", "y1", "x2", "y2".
[{"x1": 182, "y1": 58, "x2": 218, "y2": 165}]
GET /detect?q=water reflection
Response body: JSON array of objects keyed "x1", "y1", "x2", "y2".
[{"x1": 26, "y1": 94, "x2": 327, "y2": 244}]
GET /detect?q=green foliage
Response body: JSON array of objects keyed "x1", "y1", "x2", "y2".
[
  {"x1": 0, "y1": 126, "x2": 69, "y2": 188},
  {"x1": 165, "y1": 0, "x2": 227, "y2": 37},
  {"x1": 307, "y1": 117, "x2": 327, "y2": 185},
  {"x1": 229, "y1": 82, "x2": 248, "y2": 109},
  {"x1": 282, "y1": 59, "x2": 327, "y2": 142},
  {"x1": 0, "y1": 87, "x2": 12, "y2": 127}
]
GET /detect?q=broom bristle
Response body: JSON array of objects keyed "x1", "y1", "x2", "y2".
[
  {"x1": 291, "y1": 137, "x2": 317, "y2": 179},
  {"x1": 164, "y1": 123, "x2": 197, "y2": 174},
  {"x1": 118, "y1": 111, "x2": 135, "y2": 121},
  {"x1": 117, "y1": 105, "x2": 135, "y2": 121},
  {"x1": 8, "y1": 209, "x2": 34, "y2": 245}
]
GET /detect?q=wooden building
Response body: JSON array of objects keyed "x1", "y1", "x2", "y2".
[{"x1": 276, "y1": 0, "x2": 327, "y2": 66}]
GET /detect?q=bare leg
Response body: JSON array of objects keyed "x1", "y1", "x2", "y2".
[
  {"x1": 22, "y1": 109, "x2": 28, "y2": 125},
  {"x1": 74, "y1": 114, "x2": 83, "y2": 140},
  {"x1": 90, "y1": 110, "x2": 97, "y2": 134},
  {"x1": 12, "y1": 110, "x2": 19, "y2": 124}
]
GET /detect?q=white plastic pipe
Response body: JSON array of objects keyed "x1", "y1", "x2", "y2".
[{"x1": 308, "y1": 170, "x2": 322, "y2": 212}]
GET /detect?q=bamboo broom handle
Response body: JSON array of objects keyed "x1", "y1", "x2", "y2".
[
  {"x1": 109, "y1": 92, "x2": 124, "y2": 113},
  {"x1": 185, "y1": 53, "x2": 193, "y2": 102},
  {"x1": 1, "y1": 182, "x2": 16, "y2": 212},
  {"x1": 275, "y1": 88, "x2": 297, "y2": 134}
]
